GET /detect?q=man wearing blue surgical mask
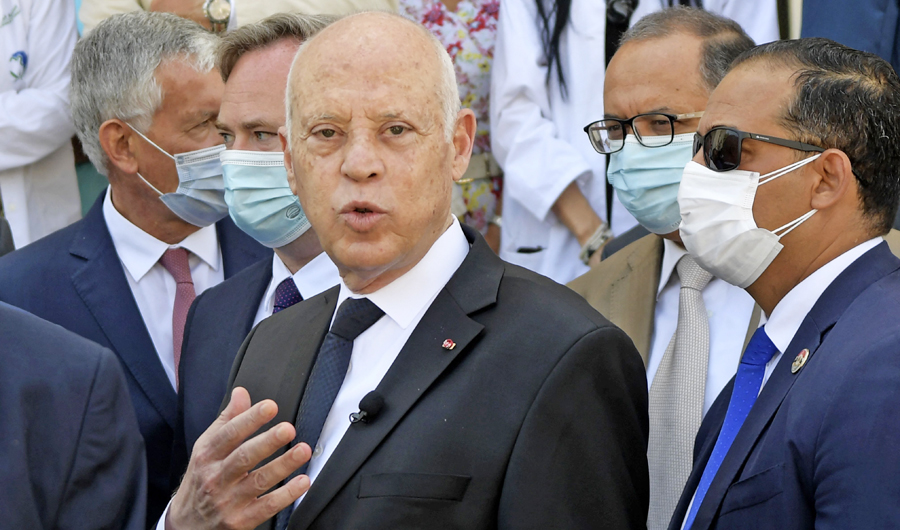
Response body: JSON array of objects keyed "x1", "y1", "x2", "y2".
[
  {"x1": 169, "y1": 13, "x2": 341, "y2": 483},
  {"x1": 568, "y1": 9, "x2": 757, "y2": 529},
  {"x1": 0, "y1": 12, "x2": 270, "y2": 525}
]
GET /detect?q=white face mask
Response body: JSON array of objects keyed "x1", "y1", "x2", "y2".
[
  {"x1": 677, "y1": 154, "x2": 821, "y2": 288},
  {"x1": 130, "y1": 126, "x2": 229, "y2": 227}
]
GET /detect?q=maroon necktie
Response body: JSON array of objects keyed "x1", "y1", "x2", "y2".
[{"x1": 159, "y1": 248, "x2": 196, "y2": 388}]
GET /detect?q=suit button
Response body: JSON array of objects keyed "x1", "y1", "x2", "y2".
[{"x1": 313, "y1": 444, "x2": 323, "y2": 458}]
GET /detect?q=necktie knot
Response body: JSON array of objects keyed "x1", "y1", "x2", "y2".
[
  {"x1": 741, "y1": 327, "x2": 779, "y2": 366},
  {"x1": 273, "y1": 277, "x2": 302, "y2": 314},
  {"x1": 160, "y1": 248, "x2": 193, "y2": 285},
  {"x1": 330, "y1": 297, "x2": 385, "y2": 341},
  {"x1": 677, "y1": 255, "x2": 714, "y2": 292}
]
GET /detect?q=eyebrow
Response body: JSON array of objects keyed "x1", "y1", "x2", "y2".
[{"x1": 603, "y1": 106, "x2": 675, "y2": 120}]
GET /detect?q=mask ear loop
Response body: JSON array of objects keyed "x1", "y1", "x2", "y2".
[
  {"x1": 136, "y1": 172, "x2": 165, "y2": 197},
  {"x1": 773, "y1": 209, "x2": 817, "y2": 239},
  {"x1": 758, "y1": 153, "x2": 821, "y2": 185},
  {"x1": 126, "y1": 123, "x2": 176, "y2": 161}
]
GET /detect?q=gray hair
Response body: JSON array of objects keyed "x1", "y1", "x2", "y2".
[
  {"x1": 285, "y1": 12, "x2": 460, "y2": 145},
  {"x1": 71, "y1": 11, "x2": 218, "y2": 176},
  {"x1": 218, "y1": 13, "x2": 334, "y2": 82},
  {"x1": 621, "y1": 6, "x2": 755, "y2": 91}
]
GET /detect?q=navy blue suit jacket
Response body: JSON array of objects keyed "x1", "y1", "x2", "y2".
[
  {"x1": 669, "y1": 242, "x2": 900, "y2": 529},
  {"x1": 802, "y1": 0, "x2": 900, "y2": 75},
  {"x1": 0, "y1": 302, "x2": 146, "y2": 529},
  {"x1": 0, "y1": 192, "x2": 270, "y2": 526},
  {"x1": 170, "y1": 257, "x2": 271, "y2": 479}
]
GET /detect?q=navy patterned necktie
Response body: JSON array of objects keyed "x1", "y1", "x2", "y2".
[
  {"x1": 274, "y1": 297, "x2": 385, "y2": 530},
  {"x1": 273, "y1": 277, "x2": 303, "y2": 314}
]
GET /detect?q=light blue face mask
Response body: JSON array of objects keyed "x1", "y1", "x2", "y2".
[
  {"x1": 129, "y1": 125, "x2": 228, "y2": 227},
  {"x1": 607, "y1": 133, "x2": 695, "y2": 235},
  {"x1": 221, "y1": 149, "x2": 311, "y2": 248}
]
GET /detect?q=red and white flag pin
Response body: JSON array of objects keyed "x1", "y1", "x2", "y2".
[{"x1": 441, "y1": 339, "x2": 456, "y2": 351}]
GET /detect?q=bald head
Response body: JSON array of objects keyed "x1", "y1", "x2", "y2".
[
  {"x1": 285, "y1": 12, "x2": 459, "y2": 143},
  {"x1": 276, "y1": 11, "x2": 476, "y2": 294}
]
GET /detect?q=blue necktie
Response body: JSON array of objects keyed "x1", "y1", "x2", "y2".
[
  {"x1": 683, "y1": 327, "x2": 779, "y2": 530},
  {"x1": 273, "y1": 277, "x2": 302, "y2": 314},
  {"x1": 274, "y1": 297, "x2": 385, "y2": 530}
]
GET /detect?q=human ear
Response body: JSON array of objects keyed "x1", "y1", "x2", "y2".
[
  {"x1": 809, "y1": 148, "x2": 854, "y2": 211},
  {"x1": 451, "y1": 109, "x2": 477, "y2": 183},
  {"x1": 279, "y1": 126, "x2": 299, "y2": 197},
  {"x1": 99, "y1": 119, "x2": 139, "y2": 175}
]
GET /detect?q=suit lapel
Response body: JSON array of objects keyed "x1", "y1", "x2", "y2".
[
  {"x1": 217, "y1": 216, "x2": 270, "y2": 279},
  {"x1": 689, "y1": 242, "x2": 900, "y2": 529},
  {"x1": 288, "y1": 226, "x2": 501, "y2": 530},
  {"x1": 607, "y1": 235, "x2": 663, "y2": 366},
  {"x1": 68, "y1": 194, "x2": 177, "y2": 427}
]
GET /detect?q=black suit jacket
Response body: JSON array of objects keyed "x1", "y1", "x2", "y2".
[
  {"x1": 669, "y1": 242, "x2": 900, "y2": 529},
  {"x1": 0, "y1": 302, "x2": 146, "y2": 529},
  {"x1": 0, "y1": 192, "x2": 270, "y2": 526},
  {"x1": 228, "y1": 226, "x2": 650, "y2": 529},
  {"x1": 170, "y1": 257, "x2": 272, "y2": 478}
]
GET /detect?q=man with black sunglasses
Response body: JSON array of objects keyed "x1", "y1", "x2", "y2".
[
  {"x1": 671, "y1": 38, "x2": 900, "y2": 530},
  {"x1": 568, "y1": 8, "x2": 756, "y2": 529}
]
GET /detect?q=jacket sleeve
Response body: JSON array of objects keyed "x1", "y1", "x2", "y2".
[
  {"x1": 57, "y1": 348, "x2": 148, "y2": 530},
  {"x1": 497, "y1": 325, "x2": 649, "y2": 529},
  {"x1": 0, "y1": 0, "x2": 77, "y2": 170},
  {"x1": 489, "y1": 0, "x2": 594, "y2": 223},
  {"x1": 811, "y1": 331, "x2": 900, "y2": 528}
]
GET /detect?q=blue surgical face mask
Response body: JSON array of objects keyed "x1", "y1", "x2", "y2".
[
  {"x1": 221, "y1": 149, "x2": 311, "y2": 248},
  {"x1": 607, "y1": 133, "x2": 695, "y2": 235},
  {"x1": 129, "y1": 125, "x2": 229, "y2": 227}
]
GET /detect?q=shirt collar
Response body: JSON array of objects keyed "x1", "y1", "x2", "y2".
[
  {"x1": 764, "y1": 237, "x2": 882, "y2": 353},
  {"x1": 657, "y1": 237, "x2": 687, "y2": 299},
  {"x1": 335, "y1": 217, "x2": 470, "y2": 330},
  {"x1": 266, "y1": 251, "x2": 342, "y2": 307},
  {"x1": 102, "y1": 187, "x2": 221, "y2": 281}
]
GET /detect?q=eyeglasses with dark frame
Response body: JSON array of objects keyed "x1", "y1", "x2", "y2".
[
  {"x1": 583, "y1": 111, "x2": 705, "y2": 154},
  {"x1": 693, "y1": 126, "x2": 825, "y2": 172}
]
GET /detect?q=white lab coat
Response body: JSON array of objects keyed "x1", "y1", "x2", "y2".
[
  {"x1": 0, "y1": 0, "x2": 80, "y2": 248},
  {"x1": 490, "y1": 0, "x2": 779, "y2": 285}
]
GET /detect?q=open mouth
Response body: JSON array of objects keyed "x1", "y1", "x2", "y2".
[{"x1": 342, "y1": 202, "x2": 385, "y2": 232}]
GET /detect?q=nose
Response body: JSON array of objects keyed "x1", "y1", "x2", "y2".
[{"x1": 340, "y1": 130, "x2": 384, "y2": 182}]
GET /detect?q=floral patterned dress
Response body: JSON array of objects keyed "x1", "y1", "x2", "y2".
[{"x1": 401, "y1": 0, "x2": 502, "y2": 233}]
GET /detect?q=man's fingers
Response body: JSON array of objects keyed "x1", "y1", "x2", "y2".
[
  {"x1": 221, "y1": 422, "x2": 297, "y2": 483},
  {"x1": 244, "y1": 474, "x2": 312, "y2": 526},
  {"x1": 203, "y1": 391, "x2": 279, "y2": 461},
  {"x1": 237, "y1": 442, "x2": 312, "y2": 497}
]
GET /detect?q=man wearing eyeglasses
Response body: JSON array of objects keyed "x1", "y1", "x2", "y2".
[
  {"x1": 568, "y1": 9, "x2": 756, "y2": 529},
  {"x1": 669, "y1": 38, "x2": 900, "y2": 530}
]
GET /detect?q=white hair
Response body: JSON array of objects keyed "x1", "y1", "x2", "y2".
[
  {"x1": 71, "y1": 11, "x2": 218, "y2": 176},
  {"x1": 284, "y1": 12, "x2": 460, "y2": 145}
]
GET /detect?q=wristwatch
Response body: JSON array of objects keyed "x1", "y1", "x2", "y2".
[
  {"x1": 203, "y1": 0, "x2": 231, "y2": 34},
  {"x1": 579, "y1": 222, "x2": 614, "y2": 265}
]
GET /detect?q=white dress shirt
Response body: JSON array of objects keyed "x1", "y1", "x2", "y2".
[
  {"x1": 295, "y1": 217, "x2": 470, "y2": 506},
  {"x1": 103, "y1": 188, "x2": 224, "y2": 389},
  {"x1": 251, "y1": 251, "x2": 341, "y2": 328},
  {"x1": 647, "y1": 239, "x2": 756, "y2": 415},
  {"x1": 0, "y1": 0, "x2": 81, "y2": 247}
]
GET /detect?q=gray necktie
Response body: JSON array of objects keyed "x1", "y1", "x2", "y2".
[{"x1": 647, "y1": 255, "x2": 714, "y2": 530}]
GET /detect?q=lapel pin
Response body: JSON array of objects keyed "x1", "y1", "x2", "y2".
[
  {"x1": 791, "y1": 349, "x2": 809, "y2": 374},
  {"x1": 441, "y1": 339, "x2": 456, "y2": 351}
]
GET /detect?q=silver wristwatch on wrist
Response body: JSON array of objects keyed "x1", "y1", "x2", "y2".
[
  {"x1": 579, "y1": 221, "x2": 613, "y2": 265},
  {"x1": 203, "y1": 0, "x2": 231, "y2": 34}
]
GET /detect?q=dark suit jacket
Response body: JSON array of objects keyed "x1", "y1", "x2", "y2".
[
  {"x1": 228, "y1": 226, "x2": 650, "y2": 530},
  {"x1": 0, "y1": 192, "x2": 269, "y2": 526},
  {"x1": 170, "y1": 257, "x2": 271, "y2": 478},
  {"x1": 669, "y1": 242, "x2": 900, "y2": 529},
  {"x1": 802, "y1": 0, "x2": 900, "y2": 75},
  {"x1": 0, "y1": 302, "x2": 146, "y2": 530},
  {"x1": 0, "y1": 216, "x2": 13, "y2": 256}
]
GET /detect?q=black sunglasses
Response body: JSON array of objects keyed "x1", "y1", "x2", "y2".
[{"x1": 693, "y1": 127, "x2": 825, "y2": 172}]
